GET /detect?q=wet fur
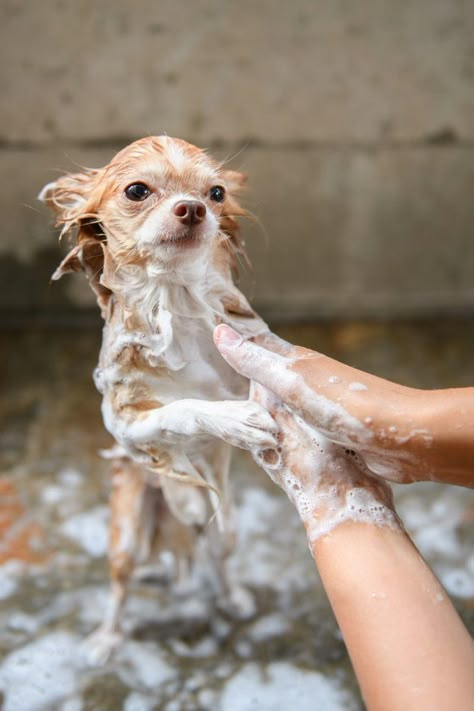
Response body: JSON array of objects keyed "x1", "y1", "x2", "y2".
[{"x1": 40, "y1": 136, "x2": 275, "y2": 662}]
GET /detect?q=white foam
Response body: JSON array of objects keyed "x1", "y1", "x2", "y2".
[
  {"x1": 414, "y1": 525, "x2": 460, "y2": 559},
  {"x1": 219, "y1": 661, "x2": 356, "y2": 711},
  {"x1": 57, "y1": 468, "x2": 84, "y2": 488},
  {"x1": 395, "y1": 484, "x2": 474, "y2": 606},
  {"x1": 363, "y1": 455, "x2": 400, "y2": 479},
  {"x1": 252, "y1": 414, "x2": 399, "y2": 541},
  {"x1": 40, "y1": 485, "x2": 67, "y2": 505},
  {"x1": 394, "y1": 428, "x2": 433, "y2": 446},
  {"x1": 6, "y1": 612, "x2": 40, "y2": 634},
  {"x1": 169, "y1": 636, "x2": 218, "y2": 658},
  {"x1": 117, "y1": 641, "x2": 175, "y2": 690},
  {"x1": 0, "y1": 631, "x2": 81, "y2": 711},
  {"x1": 439, "y1": 568, "x2": 474, "y2": 599},
  {"x1": 348, "y1": 381, "x2": 368, "y2": 392},
  {"x1": 398, "y1": 489, "x2": 466, "y2": 558},
  {"x1": 59, "y1": 698, "x2": 83, "y2": 711},
  {"x1": 234, "y1": 639, "x2": 253, "y2": 658},
  {"x1": 0, "y1": 571, "x2": 17, "y2": 601},
  {"x1": 198, "y1": 689, "x2": 219, "y2": 708},
  {"x1": 288, "y1": 370, "x2": 371, "y2": 447},
  {"x1": 305, "y1": 487, "x2": 399, "y2": 545},
  {"x1": 124, "y1": 692, "x2": 156, "y2": 711},
  {"x1": 248, "y1": 613, "x2": 289, "y2": 641},
  {"x1": 60, "y1": 506, "x2": 109, "y2": 558},
  {"x1": 229, "y1": 485, "x2": 309, "y2": 592}
]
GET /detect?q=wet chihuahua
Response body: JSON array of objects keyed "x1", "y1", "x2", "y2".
[{"x1": 39, "y1": 136, "x2": 277, "y2": 662}]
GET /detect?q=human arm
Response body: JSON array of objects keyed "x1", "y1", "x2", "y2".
[
  {"x1": 214, "y1": 325, "x2": 474, "y2": 710},
  {"x1": 248, "y1": 382, "x2": 474, "y2": 711},
  {"x1": 266, "y1": 408, "x2": 474, "y2": 711},
  {"x1": 313, "y1": 522, "x2": 474, "y2": 711},
  {"x1": 214, "y1": 325, "x2": 474, "y2": 487}
]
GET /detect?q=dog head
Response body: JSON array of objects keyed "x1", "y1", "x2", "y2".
[{"x1": 39, "y1": 136, "x2": 249, "y2": 309}]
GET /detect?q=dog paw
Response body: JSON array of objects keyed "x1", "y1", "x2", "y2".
[
  {"x1": 82, "y1": 625, "x2": 123, "y2": 666},
  {"x1": 206, "y1": 400, "x2": 278, "y2": 451}
]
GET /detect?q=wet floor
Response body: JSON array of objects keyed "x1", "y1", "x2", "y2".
[{"x1": 1, "y1": 321, "x2": 473, "y2": 710}]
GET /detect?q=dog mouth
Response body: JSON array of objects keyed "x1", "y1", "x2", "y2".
[{"x1": 160, "y1": 228, "x2": 202, "y2": 248}]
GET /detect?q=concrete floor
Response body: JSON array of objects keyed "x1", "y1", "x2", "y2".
[{"x1": 0, "y1": 321, "x2": 473, "y2": 710}]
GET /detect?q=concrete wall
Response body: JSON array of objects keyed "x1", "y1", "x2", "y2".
[{"x1": 1, "y1": 0, "x2": 473, "y2": 324}]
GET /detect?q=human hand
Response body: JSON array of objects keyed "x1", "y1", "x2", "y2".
[
  {"x1": 248, "y1": 380, "x2": 401, "y2": 542},
  {"x1": 214, "y1": 325, "x2": 432, "y2": 484},
  {"x1": 213, "y1": 325, "x2": 401, "y2": 540}
]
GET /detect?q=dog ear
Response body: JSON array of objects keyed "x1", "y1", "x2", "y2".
[
  {"x1": 38, "y1": 168, "x2": 103, "y2": 239},
  {"x1": 51, "y1": 238, "x2": 111, "y2": 315},
  {"x1": 40, "y1": 169, "x2": 111, "y2": 313},
  {"x1": 221, "y1": 169, "x2": 247, "y2": 193}
]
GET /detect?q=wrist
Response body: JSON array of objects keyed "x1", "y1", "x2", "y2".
[
  {"x1": 293, "y1": 452, "x2": 403, "y2": 546},
  {"x1": 301, "y1": 486, "x2": 402, "y2": 548}
]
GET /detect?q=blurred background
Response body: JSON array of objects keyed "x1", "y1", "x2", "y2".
[
  {"x1": 1, "y1": 2, "x2": 473, "y2": 710},
  {"x1": 2, "y1": 0, "x2": 474, "y2": 324}
]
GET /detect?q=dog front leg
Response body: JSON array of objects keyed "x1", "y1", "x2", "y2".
[{"x1": 117, "y1": 398, "x2": 278, "y2": 453}]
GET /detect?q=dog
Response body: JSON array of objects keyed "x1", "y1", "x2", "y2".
[{"x1": 39, "y1": 136, "x2": 278, "y2": 662}]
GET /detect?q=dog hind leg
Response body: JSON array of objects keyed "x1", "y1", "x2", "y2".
[{"x1": 85, "y1": 458, "x2": 153, "y2": 664}]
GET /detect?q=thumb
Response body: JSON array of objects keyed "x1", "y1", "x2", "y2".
[{"x1": 214, "y1": 325, "x2": 297, "y2": 400}]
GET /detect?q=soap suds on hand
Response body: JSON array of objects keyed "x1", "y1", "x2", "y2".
[{"x1": 348, "y1": 382, "x2": 368, "y2": 392}]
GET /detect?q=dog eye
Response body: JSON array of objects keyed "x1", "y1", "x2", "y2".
[
  {"x1": 125, "y1": 183, "x2": 151, "y2": 201},
  {"x1": 209, "y1": 186, "x2": 226, "y2": 203}
]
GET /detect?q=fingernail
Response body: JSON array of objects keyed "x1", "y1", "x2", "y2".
[{"x1": 215, "y1": 325, "x2": 242, "y2": 347}]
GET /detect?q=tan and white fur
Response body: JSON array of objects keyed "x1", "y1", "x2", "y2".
[{"x1": 39, "y1": 136, "x2": 277, "y2": 662}]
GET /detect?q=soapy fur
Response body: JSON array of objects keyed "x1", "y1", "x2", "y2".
[{"x1": 39, "y1": 136, "x2": 276, "y2": 662}]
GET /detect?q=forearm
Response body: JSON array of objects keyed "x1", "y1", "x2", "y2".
[
  {"x1": 417, "y1": 388, "x2": 474, "y2": 486},
  {"x1": 311, "y1": 522, "x2": 474, "y2": 711},
  {"x1": 363, "y1": 386, "x2": 474, "y2": 486},
  {"x1": 219, "y1": 327, "x2": 474, "y2": 487},
  {"x1": 286, "y1": 358, "x2": 474, "y2": 486},
  {"x1": 292, "y1": 361, "x2": 474, "y2": 486}
]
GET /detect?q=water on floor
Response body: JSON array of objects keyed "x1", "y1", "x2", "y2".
[{"x1": 1, "y1": 321, "x2": 473, "y2": 710}]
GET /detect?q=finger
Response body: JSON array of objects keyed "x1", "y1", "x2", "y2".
[
  {"x1": 254, "y1": 331, "x2": 320, "y2": 364},
  {"x1": 214, "y1": 325, "x2": 300, "y2": 404},
  {"x1": 252, "y1": 330, "x2": 297, "y2": 357},
  {"x1": 215, "y1": 325, "x2": 369, "y2": 449},
  {"x1": 249, "y1": 380, "x2": 281, "y2": 410}
]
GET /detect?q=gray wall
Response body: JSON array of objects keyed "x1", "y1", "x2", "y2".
[{"x1": 1, "y1": 0, "x2": 473, "y2": 324}]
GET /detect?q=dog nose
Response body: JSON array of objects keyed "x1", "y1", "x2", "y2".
[{"x1": 173, "y1": 200, "x2": 206, "y2": 226}]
